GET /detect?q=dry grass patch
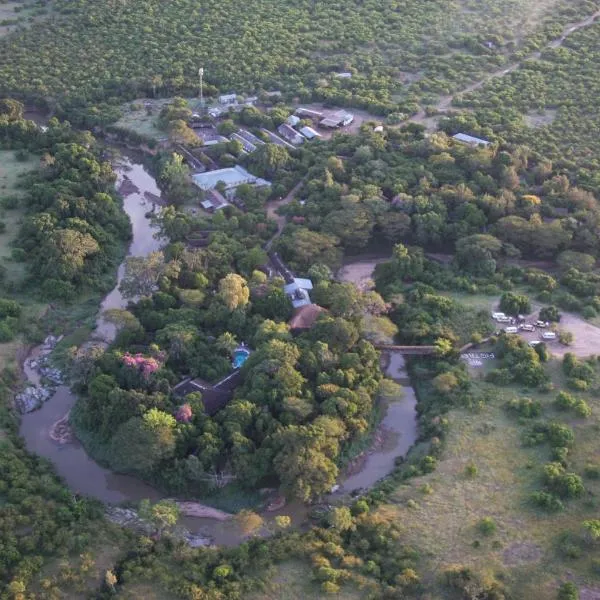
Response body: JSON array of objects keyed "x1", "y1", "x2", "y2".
[
  {"x1": 247, "y1": 560, "x2": 371, "y2": 600},
  {"x1": 380, "y1": 377, "x2": 600, "y2": 597}
]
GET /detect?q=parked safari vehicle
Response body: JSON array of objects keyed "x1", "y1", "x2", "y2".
[
  {"x1": 504, "y1": 326, "x2": 519, "y2": 334},
  {"x1": 492, "y1": 312, "x2": 507, "y2": 320},
  {"x1": 541, "y1": 331, "x2": 557, "y2": 340},
  {"x1": 519, "y1": 324, "x2": 535, "y2": 332},
  {"x1": 497, "y1": 316, "x2": 511, "y2": 323},
  {"x1": 535, "y1": 320, "x2": 549, "y2": 328},
  {"x1": 528, "y1": 340, "x2": 541, "y2": 347}
]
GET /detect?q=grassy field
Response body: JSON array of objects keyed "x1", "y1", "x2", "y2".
[
  {"x1": 379, "y1": 362, "x2": 600, "y2": 598},
  {"x1": 114, "y1": 98, "x2": 197, "y2": 140}
]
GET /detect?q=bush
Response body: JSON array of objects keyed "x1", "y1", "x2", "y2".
[
  {"x1": 477, "y1": 517, "x2": 497, "y2": 536},
  {"x1": 0, "y1": 321, "x2": 15, "y2": 342},
  {"x1": 582, "y1": 306, "x2": 597, "y2": 320},
  {"x1": 584, "y1": 464, "x2": 600, "y2": 480},
  {"x1": 11, "y1": 248, "x2": 26, "y2": 262},
  {"x1": 1, "y1": 196, "x2": 20, "y2": 209},
  {"x1": 0, "y1": 298, "x2": 21, "y2": 319},
  {"x1": 321, "y1": 581, "x2": 340, "y2": 594},
  {"x1": 531, "y1": 491, "x2": 564, "y2": 512},
  {"x1": 540, "y1": 305, "x2": 561, "y2": 322},
  {"x1": 555, "y1": 391, "x2": 577, "y2": 411},
  {"x1": 559, "y1": 330, "x2": 574, "y2": 346},
  {"x1": 499, "y1": 292, "x2": 531, "y2": 316},
  {"x1": 465, "y1": 462, "x2": 478, "y2": 478},
  {"x1": 544, "y1": 462, "x2": 584, "y2": 499},
  {"x1": 547, "y1": 423, "x2": 575, "y2": 448},
  {"x1": 506, "y1": 396, "x2": 542, "y2": 418}
]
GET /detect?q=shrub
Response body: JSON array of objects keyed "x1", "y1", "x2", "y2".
[
  {"x1": 555, "y1": 391, "x2": 577, "y2": 411},
  {"x1": 351, "y1": 500, "x2": 369, "y2": 515},
  {"x1": 477, "y1": 517, "x2": 497, "y2": 536},
  {"x1": 584, "y1": 464, "x2": 600, "y2": 480},
  {"x1": 499, "y1": 292, "x2": 530, "y2": 315},
  {"x1": 465, "y1": 462, "x2": 478, "y2": 478},
  {"x1": 11, "y1": 248, "x2": 26, "y2": 262},
  {"x1": 559, "y1": 330, "x2": 574, "y2": 346},
  {"x1": 544, "y1": 463, "x2": 584, "y2": 499},
  {"x1": 321, "y1": 581, "x2": 340, "y2": 594},
  {"x1": 574, "y1": 399, "x2": 592, "y2": 418},
  {"x1": 506, "y1": 397, "x2": 542, "y2": 418},
  {"x1": 582, "y1": 306, "x2": 597, "y2": 320},
  {"x1": 0, "y1": 321, "x2": 15, "y2": 343},
  {"x1": 547, "y1": 423, "x2": 575, "y2": 448},
  {"x1": 0, "y1": 299, "x2": 21, "y2": 319},
  {"x1": 567, "y1": 378, "x2": 589, "y2": 392},
  {"x1": 1, "y1": 196, "x2": 20, "y2": 209},
  {"x1": 531, "y1": 491, "x2": 564, "y2": 512},
  {"x1": 540, "y1": 305, "x2": 561, "y2": 322}
]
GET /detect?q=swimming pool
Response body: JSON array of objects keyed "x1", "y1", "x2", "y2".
[{"x1": 232, "y1": 349, "x2": 250, "y2": 369}]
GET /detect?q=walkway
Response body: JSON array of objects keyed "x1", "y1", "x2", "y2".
[{"x1": 265, "y1": 178, "x2": 305, "y2": 250}]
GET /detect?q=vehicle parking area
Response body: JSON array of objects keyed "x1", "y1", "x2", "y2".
[{"x1": 490, "y1": 306, "x2": 600, "y2": 358}]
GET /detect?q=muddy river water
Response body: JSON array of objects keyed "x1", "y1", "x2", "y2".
[{"x1": 18, "y1": 158, "x2": 419, "y2": 544}]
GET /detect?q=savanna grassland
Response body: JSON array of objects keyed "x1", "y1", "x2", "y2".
[
  {"x1": 448, "y1": 11, "x2": 600, "y2": 175},
  {"x1": 0, "y1": 0, "x2": 597, "y2": 118},
  {"x1": 379, "y1": 362, "x2": 600, "y2": 597}
]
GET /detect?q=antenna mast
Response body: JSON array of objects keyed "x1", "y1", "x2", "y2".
[{"x1": 198, "y1": 67, "x2": 204, "y2": 107}]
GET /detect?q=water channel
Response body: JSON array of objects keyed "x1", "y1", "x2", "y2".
[{"x1": 18, "y1": 157, "x2": 420, "y2": 544}]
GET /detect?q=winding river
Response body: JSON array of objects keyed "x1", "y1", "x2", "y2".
[{"x1": 18, "y1": 158, "x2": 419, "y2": 544}]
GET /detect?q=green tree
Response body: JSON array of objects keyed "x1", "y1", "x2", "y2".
[
  {"x1": 499, "y1": 292, "x2": 530, "y2": 316},
  {"x1": 557, "y1": 582, "x2": 579, "y2": 600},
  {"x1": 120, "y1": 251, "x2": 168, "y2": 298},
  {"x1": 329, "y1": 507, "x2": 354, "y2": 531},
  {"x1": 139, "y1": 499, "x2": 180, "y2": 537},
  {"x1": 218, "y1": 273, "x2": 250, "y2": 311}
]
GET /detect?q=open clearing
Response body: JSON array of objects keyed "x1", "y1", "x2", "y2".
[
  {"x1": 524, "y1": 108, "x2": 558, "y2": 128},
  {"x1": 447, "y1": 292, "x2": 600, "y2": 358},
  {"x1": 0, "y1": 1, "x2": 49, "y2": 38},
  {"x1": 383, "y1": 372, "x2": 600, "y2": 598}
]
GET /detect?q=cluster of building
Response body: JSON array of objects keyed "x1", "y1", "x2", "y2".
[
  {"x1": 191, "y1": 165, "x2": 271, "y2": 212},
  {"x1": 276, "y1": 107, "x2": 355, "y2": 146},
  {"x1": 206, "y1": 92, "x2": 260, "y2": 118}
]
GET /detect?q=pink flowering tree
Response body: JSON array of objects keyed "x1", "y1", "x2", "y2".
[
  {"x1": 175, "y1": 403, "x2": 193, "y2": 423},
  {"x1": 121, "y1": 352, "x2": 162, "y2": 378}
]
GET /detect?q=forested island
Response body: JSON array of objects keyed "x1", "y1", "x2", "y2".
[{"x1": 1, "y1": 0, "x2": 600, "y2": 598}]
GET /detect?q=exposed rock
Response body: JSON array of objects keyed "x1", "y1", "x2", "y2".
[
  {"x1": 105, "y1": 506, "x2": 214, "y2": 547},
  {"x1": 15, "y1": 386, "x2": 53, "y2": 413},
  {"x1": 180, "y1": 531, "x2": 213, "y2": 547},
  {"x1": 105, "y1": 507, "x2": 154, "y2": 534},
  {"x1": 176, "y1": 501, "x2": 233, "y2": 521},
  {"x1": 39, "y1": 365, "x2": 64, "y2": 384}
]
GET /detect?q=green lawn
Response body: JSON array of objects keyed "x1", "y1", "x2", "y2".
[{"x1": 381, "y1": 366, "x2": 600, "y2": 598}]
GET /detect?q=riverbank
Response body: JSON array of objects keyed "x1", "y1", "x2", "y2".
[{"x1": 17, "y1": 154, "x2": 422, "y2": 548}]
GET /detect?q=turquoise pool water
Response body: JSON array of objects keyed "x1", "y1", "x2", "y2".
[{"x1": 233, "y1": 349, "x2": 250, "y2": 369}]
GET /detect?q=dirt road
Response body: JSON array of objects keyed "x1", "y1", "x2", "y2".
[
  {"x1": 408, "y1": 9, "x2": 600, "y2": 130},
  {"x1": 265, "y1": 179, "x2": 304, "y2": 249}
]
